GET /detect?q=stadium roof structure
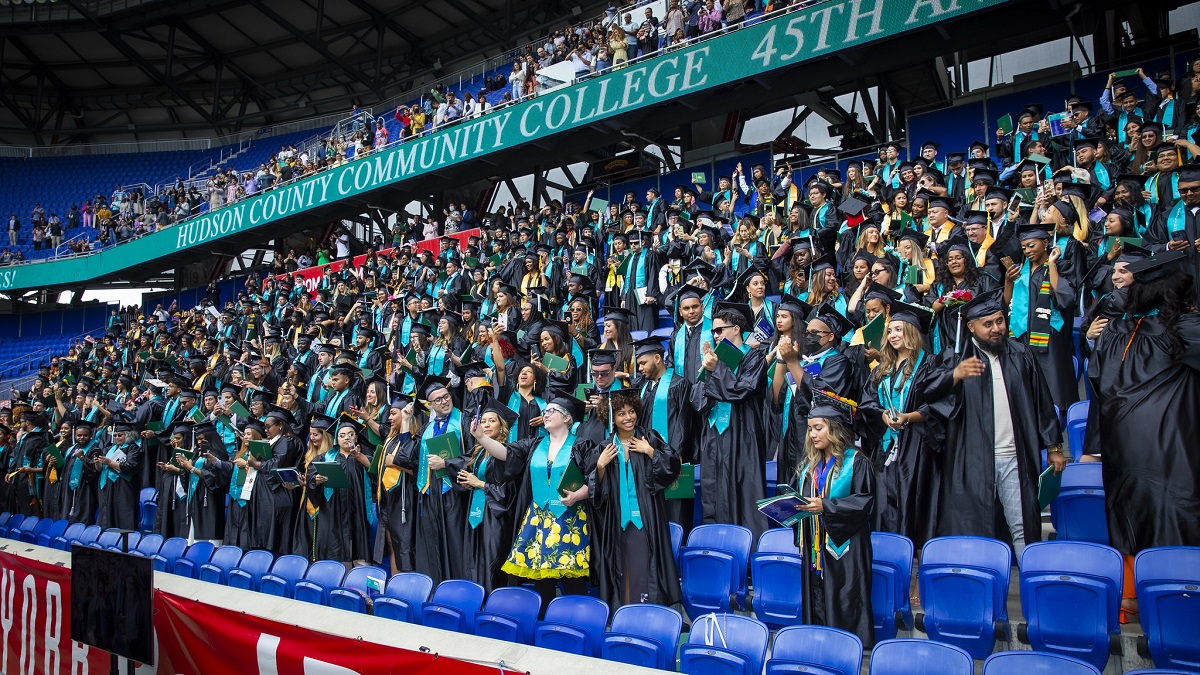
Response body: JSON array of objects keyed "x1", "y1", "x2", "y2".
[{"x1": 0, "y1": 0, "x2": 612, "y2": 145}]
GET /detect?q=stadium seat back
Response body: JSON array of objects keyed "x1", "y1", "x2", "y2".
[
  {"x1": 756, "y1": 528, "x2": 799, "y2": 554},
  {"x1": 679, "y1": 613, "x2": 769, "y2": 675},
  {"x1": 918, "y1": 536, "x2": 1012, "y2": 659},
  {"x1": 766, "y1": 624, "x2": 863, "y2": 675},
  {"x1": 679, "y1": 546, "x2": 736, "y2": 619},
  {"x1": 473, "y1": 586, "x2": 541, "y2": 644},
  {"x1": 670, "y1": 521, "x2": 684, "y2": 565},
  {"x1": 1135, "y1": 546, "x2": 1200, "y2": 671},
  {"x1": 534, "y1": 594, "x2": 610, "y2": 657},
  {"x1": 150, "y1": 537, "x2": 189, "y2": 572},
  {"x1": 1019, "y1": 541, "x2": 1121, "y2": 670},
  {"x1": 602, "y1": 603, "x2": 682, "y2": 670},
  {"x1": 29, "y1": 518, "x2": 61, "y2": 546},
  {"x1": 293, "y1": 560, "x2": 347, "y2": 605},
  {"x1": 750, "y1": 552, "x2": 805, "y2": 629},
  {"x1": 171, "y1": 541, "x2": 216, "y2": 577},
  {"x1": 51, "y1": 522, "x2": 87, "y2": 550},
  {"x1": 421, "y1": 579, "x2": 485, "y2": 633},
  {"x1": 131, "y1": 533, "x2": 163, "y2": 557},
  {"x1": 872, "y1": 532, "x2": 915, "y2": 641},
  {"x1": 868, "y1": 638, "x2": 974, "y2": 675},
  {"x1": 686, "y1": 524, "x2": 753, "y2": 608},
  {"x1": 374, "y1": 572, "x2": 434, "y2": 623},
  {"x1": 981, "y1": 651, "x2": 1101, "y2": 675},
  {"x1": 198, "y1": 546, "x2": 244, "y2": 584},
  {"x1": 258, "y1": 554, "x2": 309, "y2": 598},
  {"x1": 227, "y1": 550, "x2": 274, "y2": 591}
]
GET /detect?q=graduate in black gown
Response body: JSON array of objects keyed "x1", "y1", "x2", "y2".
[
  {"x1": 240, "y1": 407, "x2": 303, "y2": 554},
  {"x1": 792, "y1": 392, "x2": 875, "y2": 648},
  {"x1": 590, "y1": 390, "x2": 681, "y2": 609},
  {"x1": 95, "y1": 421, "x2": 144, "y2": 531},
  {"x1": 495, "y1": 360, "x2": 548, "y2": 443},
  {"x1": 688, "y1": 302, "x2": 770, "y2": 538},
  {"x1": 1086, "y1": 250, "x2": 1200, "y2": 619},
  {"x1": 453, "y1": 399, "x2": 518, "y2": 592},
  {"x1": 173, "y1": 422, "x2": 228, "y2": 543},
  {"x1": 393, "y1": 376, "x2": 468, "y2": 585},
  {"x1": 294, "y1": 415, "x2": 374, "y2": 563},
  {"x1": 376, "y1": 398, "x2": 422, "y2": 575},
  {"x1": 40, "y1": 421, "x2": 75, "y2": 521},
  {"x1": 218, "y1": 420, "x2": 266, "y2": 548},
  {"x1": 932, "y1": 289, "x2": 1063, "y2": 556},
  {"x1": 61, "y1": 420, "x2": 101, "y2": 525},
  {"x1": 857, "y1": 305, "x2": 952, "y2": 549},
  {"x1": 8, "y1": 410, "x2": 49, "y2": 517},
  {"x1": 622, "y1": 230, "x2": 661, "y2": 332},
  {"x1": 772, "y1": 294, "x2": 816, "y2": 491}
]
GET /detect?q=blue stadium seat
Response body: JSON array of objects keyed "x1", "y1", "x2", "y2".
[
  {"x1": 670, "y1": 521, "x2": 684, "y2": 565},
  {"x1": 69, "y1": 523, "x2": 102, "y2": 550},
  {"x1": 129, "y1": 533, "x2": 163, "y2": 558},
  {"x1": 534, "y1": 594, "x2": 610, "y2": 657},
  {"x1": 868, "y1": 638, "x2": 974, "y2": 675},
  {"x1": 1135, "y1": 546, "x2": 1200, "y2": 671},
  {"x1": 682, "y1": 523, "x2": 753, "y2": 612},
  {"x1": 679, "y1": 613, "x2": 769, "y2": 675},
  {"x1": 1124, "y1": 671, "x2": 1193, "y2": 674},
  {"x1": 0, "y1": 513, "x2": 12, "y2": 531},
  {"x1": 0, "y1": 514, "x2": 23, "y2": 539},
  {"x1": 329, "y1": 566, "x2": 388, "y2": 613},
  {"x1": 982, "y1": 651, "x2": 1100, "y2": 675},
  {"x1": 198, "y1": 546, "x2": 244, "y2": 585},
  {"x1": 373, "y1": 572, "x2": 433, "y2": 623},
  {"x1": 1051, "y1": 463, "x2": 1107, "y2": 545},
  {"x1": 258, "y1": 555, "x2": 312, "y2": 598},
  {"x1": 1064, "y1": 401, "x2": 1089, "y2": 460},
  {"x1": 750, "y1": 528, "x2": 804, "y2": 629},
  {"x1": 765, "y1": 624, "x2": 863, "y2": 675},
  {"x1": 150, "y1": 537, "x2": 189, "y2": 571},
  {"x1": 916, "y1": 536, "x2": 1012, "y2": 659},
  {"x1": 34, "y1": 519, "x2": 68, "y2": 548},
  {"x1": 171, "y1": 541, "x2": 216, "y2": 578},
  {"x1": 601, "y1": 603, "x2": 682, "y2": 670},
  {"x1": 420, "y1": 579, "x2": 485, "y2": 633},
  {"x1": 764, "y1": 460, "x2": 777, "y2": 497},
  {"x1": 872, "y1": 532, "x2": 915, "y2": 641},
  {"x1": 293, "y1": 560, "x2": 347, "y2": 605},
  {"x1": 473, "y1": 586, "x2": 542, "y2": 644},
  {"x1": 227, "y1": 550, "x2": 275, "y2": 591},
  {"x1": 49, "y1": 522, "x2": 86, "y2": 550},
  {"x1": 92, "y1": 527, "x2": 128, "y2": 550},
  {"x1": 14, "y1": 516, "x2": 39, "y2": 542},
  {"x1": 138, "y1": 488, "x2": 158, "y2": 533},
  {"x1": 1017, "y1": 541, "x2": 1121, "y2": 670},
  {"x1": 680, "y1": 545, "x2": 737, "y2": 620},
  {"x1": 23, "y1": 517, "x2": 55, "y2": 544}
]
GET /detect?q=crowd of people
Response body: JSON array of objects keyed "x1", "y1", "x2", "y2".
[{"x1": 2, "y1": 55, "x2": 1200, "y2": 651}]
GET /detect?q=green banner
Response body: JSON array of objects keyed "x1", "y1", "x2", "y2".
[{"x1": 0, "y1": 0, "x2": 1007, "y2": 293}]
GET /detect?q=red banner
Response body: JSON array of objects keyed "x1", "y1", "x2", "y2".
[
  {"x1": 0, "y1": 551, "x2": 497, "y2": 675},
  {"x1": 277, "y1": 228, "x2": 481, "y2": 296}
]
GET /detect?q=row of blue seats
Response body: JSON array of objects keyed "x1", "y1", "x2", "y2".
[{"x1": 1, "y1": 511, "x2": 1196, "y2": 673}]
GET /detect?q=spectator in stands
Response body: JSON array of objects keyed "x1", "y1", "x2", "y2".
[
  {"x1": 0, "y1": 249, "x2": 11, "y2": 265},
  {"x1": 698, "y1": 0, "x2": 722, "y2": 34},
  {"x1": 621, "y1": 12, "x2": 638, "y2": 58},
  {"x1": 722, "y1": 0, "x2": 745, "y2": 28},
  {"x1": 7, "y1": 214, "x2": 19, "y2": 246},
  {"x1": 664, "y1": 1, "x2": 686, "y2": 46},
  {"x1": 608, "y1": 26, "x2": 628, "y2": 68},
  {"x1": 31, "y1": 222, "x2": 44, "y2": 251},
  {"x1": 568, "y1": 44, "x2": 593, "y2": 77}
]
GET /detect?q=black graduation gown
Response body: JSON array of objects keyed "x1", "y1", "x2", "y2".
[
  {"x1": 212, "y1": 457, "x2": 253, "y2": 548},
  {"x1": 667, "y1": 321, "x2": 705, "y2": 384},
  {"x1": 294, "y1": 451, "x2": 373, "y2": 563},
  {"x1": 793, "y1": 450, "x2": 876, "y2": 648},
  {"x1": 933, "y1": 341, "x2": 1060, "y2": 546},
  {"x1": 688, "y1": 345, "x2": 770, "y2": 538},
  {"x1": 186, "y1": 445, "x2": 229, "y2": 541},
  {"x1": 394, "y1": 426, "x2": 469, "y2": 586},
  {"x1": 40, "y1": 442, "x2": 70, "y2": 521},
  {"x1": 96, "y1": 442, "x2": 144, "y2": 531},
  {"x1": 445, "y1": 445, "x2": 515, "y2": 593},
  {"x1": 376, "y1": 433, "x2": 417, "y2": 572},
  {"x1": 858, "y1": 354, "x2": 954, "y2": 549},
  {"x1": 10, "y1": 432, "x2": 47, "y2": 517},
  {"x1": 498, "y1": 383, "x2": 547, "y2": 443},
  {"x1": 1087, "y1": 313, "x2": 1200, "y2": 554},
  {"x1": 321, "y1": 389, "x2": 364, "y2": 419},
  {"x1": 637, "y1": 372, "x2": 694, "y2": 531},
  {"x1": 592, "y1": 428, "x2": 682, "y2": 609},
  {"x1": 1146, "y1": 203, "x2": 1200, "y2": 301},
  {"x1": 62, "y1": 443, "x2": 101, "y2": 525},
  {"x1": 249, "y1": 435, "x2": 302, "y2": 554},
  {"x1": 153, "y1": 462, "x2": 187, "y2": 538},
  {"x1": 622, "y1": 248, "x2": 660, "y2": 332},
  {"x1": 924, "y1": 276, "x2": 997, "y2": 355},
  {"x1": 1013, "y1": 263, "x2": 1079, "y2": 412}
]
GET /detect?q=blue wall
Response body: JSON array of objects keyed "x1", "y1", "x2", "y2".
[{"x1": 0, "y1": 304, "x2": 113, "y2": 339}]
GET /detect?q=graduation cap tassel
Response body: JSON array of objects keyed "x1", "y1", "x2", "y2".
[{"x1": 955, "y1": 313, "x2": 964, "y2": 355}]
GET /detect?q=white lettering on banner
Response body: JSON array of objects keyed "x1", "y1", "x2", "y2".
[
  {"x1": 72, "y1": 640, "x2": 89, "y2": 675},
  {"x1": 1, "y1": 567, "x2": 14, "y2": 674},
  {"x1": 42, "y1": 581, "x2": 61, "y2": 675},
  {"x1": 258, "y1": 633, "x2": 361, "y2": 675},
  {"x1": 0, "y1": 0, "x2": 1010, "y2": 292},
  {"x1": 19, "y1": 576, "x2": 36, "y2": 675}
]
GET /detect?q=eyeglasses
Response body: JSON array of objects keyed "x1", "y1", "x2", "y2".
[
  {"x1": 806, "y1": 329, "x2": 832, "y2": 337},
  {"x1": 544, "y1": 405, "x2": 568, "y2": 418},
  {"x1": 591, "y1": 369, "x2": 612, "y2": 376},
  {"x1": 428, "y1": 393, "x2": 452, "y2": 405},
  {"x1": 1179, "y1": 186, "x2": 1200, "y2": 195},
  {"x1": 711, "y1": 325, "x2": 736, "y2": 335},
  {"x1": 869, "y1": 268, "x2": 887, "y2": 276}
]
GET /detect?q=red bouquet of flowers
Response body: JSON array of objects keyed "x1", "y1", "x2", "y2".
[{"x1": 937, "y1": 289, "x2": 974, "y2": 308}]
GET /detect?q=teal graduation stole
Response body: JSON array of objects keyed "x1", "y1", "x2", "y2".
[
  {"x1": 187, "y1": 456, "x2": 208, "y2": 502},
  {"x1": 640, "y1": 370, "x2": 673, "y2": 443},
  {"x1": 162, "y1": 396, "x2": 180, "y2": 425},
  {"x1": 1156, "y1": 99, "x2": 1175, "y2": 133},
  {"x1": 1145, "y1": 172, "x2": 1180, "y2": 205},
  {"x1": 813, "y1": 203, "x2": 829, "y2": 229},
  {"x1": 417, "y1": 408, "x2": 461, "y2": 493},
  {"x1": 634, "y1": 249, "x2": 648, "y2": 291},
  {"x1": 228, "y1": 462, "x2": 248, "y2": 507},
  {"x1": 401, "y1": 315, "x2": 414, "y2": 346},
  {"x1": 99, "y1": 444, "x2": 129, "y2": 488},
  {"x1": 1167, "y1": 200, "x2": 1189, "y2": 236},
  {"x1": 803, "y1": 447, "x2": 858, "y2": 564},
  {"x1": 467, "y1": 452, "x2": 490, "y2": 528},
  {"x1": 1010, "y1": 259, "x2": 1062, "y2": 348},
  {"x1": 1093, "y1": 161, "x2": 1111, "y2": 189},
  {"x1": 877, "y1": 351, "x2": 926, "y2": 464},
  {"x1": 672, "y1": 325, "x2": 691, "y2": 377},
  {"x1": 707, "y1": 342, "x2": 750, "y2": 433},
  {"x1": 1013, "y1": 130, "x2": 1038, "y2": 162},
  {"x1": 613, "y1": 438, "x2": 643, "y2": 529},
  {"x1": 69, "y1": 439, "x2": 98, "y2": 489},
  {"x1": 308, "y1": 368, "x2": 329, "y2": 403},
  {"x1": 530, "y1": 431, "x2": 577, "y2": 519},
  {"x1": 429, "y1": 345, "x2": 447, "y2": 376},
  {"x1": 326, "y1": 388, "x2": 349, "y2": 415},
  {"x1": 506, "y1": 391, "x2": 545, "y2": 442}
]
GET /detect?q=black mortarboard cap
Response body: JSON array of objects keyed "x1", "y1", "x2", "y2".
[
  {"x1": 960, "y1": 287, "x2": 1006, "y2": 321},
  {"x1": 808, "y1": 303, "x2": 854, "y2": 337},
  {"x1": 808, "y1": 390, "x2": 855, "y2": 426},
  {"x1": 1125, "y1": 249, "x2": 1190, "y2": 282},
  {"x1": 890, "y1": 302, "x2": 934, "y2": 333}
]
